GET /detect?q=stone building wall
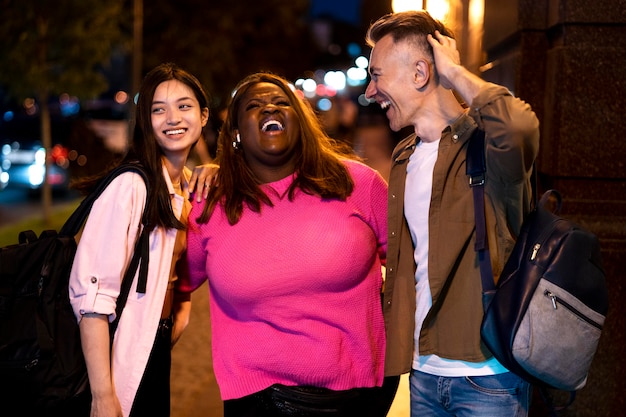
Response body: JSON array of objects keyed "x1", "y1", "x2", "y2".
[{"x1": 482, "y1": 0, "x2": 626, "y2": 415}]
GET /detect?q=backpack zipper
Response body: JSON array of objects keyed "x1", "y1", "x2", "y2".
[
  {"x1": 528, "y1": 217, "x2": 567, "y2": 262},
  {"x1": 544, "y1": 290, "x2": 603, "y2": 330},
  {"x1": 530, "y1": 243, "x2": 541, "y2": 260}
]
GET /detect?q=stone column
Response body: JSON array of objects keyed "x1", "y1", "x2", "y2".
[{"x1": 482, "y1": 0, "x2": 626, "y2": 414}]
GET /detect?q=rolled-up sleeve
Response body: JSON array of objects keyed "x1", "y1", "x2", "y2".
[
  {"x1": 69, "y1": 172, "x2": 146, "y2": 323},
  {"x1": 468, "y1": 83, "x2": 540, "y2": 183}
]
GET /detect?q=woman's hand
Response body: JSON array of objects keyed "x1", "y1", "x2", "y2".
[
  {"x1": 171, "y1": 291, "x2": 191, "y2": 347},
  {"x1": 188, "y1": 163, "x2": 219, "y2": 202},
  {"x1": 90, "y1": 391, "x2": 123, "y2": 417}
]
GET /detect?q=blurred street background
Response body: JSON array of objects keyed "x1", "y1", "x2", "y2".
[{"x1": 1, "y1": 0, "x2": 624, "y2": 416}]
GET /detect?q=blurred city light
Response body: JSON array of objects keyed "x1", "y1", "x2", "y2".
[
  {"x1": 317, "y1": 98, "x2": 332, "y2": 111},
  {"x1": 347, "y1": 42, "x2": 361, "y2": 57},
  {"x1": 23, "y1": 98, "x2": 37, "y2": 116},
  {"x1": 34, "y1": 148, "x2": 46, "y2": 165},
  {"x1": 302, "y1": 78, "x2": 317, "y2": 98},
  {"x1": 27, "y1": 147, "x2": 47, "y2": 187},
  {"x1": 347, "y1": 67, "x2": 368, "y2": 87},
  {"x1": 51, "y1": 144, "x2": 69, "y2": 169},
  {"x1": 27, "y1": 164, "x2": 45, "y2": 187},
  {"x1": 355, "y1": 56, "x2": 368, "y2": 69},
  {"x1": 324, "y1": 71, "x2": 346, "y2": 92},
  {"x1": 115, "y1": 90, "x2": 129, "y2": 105},
  {"x1": 357, "y1": 94, "x2": 373, "y2": 107},
  {"x1": 59, "y1": 93, "x2": 80, "y2": 116},
  {"x1": 1, "y1": 144, "x2": 11, "y2": 159}
]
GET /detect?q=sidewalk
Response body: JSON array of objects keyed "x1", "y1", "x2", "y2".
[
  {"x1": 170, "y1": 283, "x2": 222, "y2": 416},
  {"x1": 387, "y1": 375, "x2": 409, "y2": 417},
  {"x1": 170, "y1": 282, "x2": 410, "y2": 416}
]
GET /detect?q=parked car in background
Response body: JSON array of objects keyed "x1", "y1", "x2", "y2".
[
  {"x1": 1, "y1": 98, "x2": 128, "y2": 196},
  {"x1": 0, "y1": 139, "x2": 71, "y2": 193}
]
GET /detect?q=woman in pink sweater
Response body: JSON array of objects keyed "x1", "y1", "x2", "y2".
[{"x1": 181, "y1": 72, "x2": 396, "y2": 416}]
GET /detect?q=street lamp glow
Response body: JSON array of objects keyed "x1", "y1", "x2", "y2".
[
  {"x1": 469, "y1": 0, "x2": 484, "y2": 26},
  {"x1": 427, "y1": 0, "x2": 450, "y2": 21},
  {"x1": 392, "y1": 0, "x2": 423, "y2": 12},
  {"x1": 392, "y1": 0, "x2": 450, "y2": 22}
]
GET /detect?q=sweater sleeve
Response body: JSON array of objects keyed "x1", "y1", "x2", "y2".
[
  {"x1": 179, "y1": 199, "x2": 209, "y2": 293},
  {"x1": 350, "y1": 161, "x2": 388, "y2": 266}
]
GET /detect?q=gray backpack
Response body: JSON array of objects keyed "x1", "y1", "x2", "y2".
[{"x1": 466, "y1": 128, "x2": 608, "y2": 393}]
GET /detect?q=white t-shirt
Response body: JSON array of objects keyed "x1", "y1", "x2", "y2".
[{"x1": 404, "y1": 139, "x2": 507, "y2": 377}]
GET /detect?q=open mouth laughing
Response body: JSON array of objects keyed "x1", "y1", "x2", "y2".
[{"x1": 261, "y1": 119, "x2": 284, "y2": 132}]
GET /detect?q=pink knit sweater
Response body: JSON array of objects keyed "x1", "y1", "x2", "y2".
[{"x1": 182, "y1": 160, "x2": 388, "y2": 400}]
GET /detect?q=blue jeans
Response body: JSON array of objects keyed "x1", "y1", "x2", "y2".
[{"x1": 410, "y1": 370, "x2": 531, "y2": 417}]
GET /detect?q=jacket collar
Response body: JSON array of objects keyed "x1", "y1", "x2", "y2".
[
  {"x1": 450, "y1": 112, "x2": 476, "y2": 145},
  {"x1": 392, "y1": 133, "x2": 418, "y2": 164}
]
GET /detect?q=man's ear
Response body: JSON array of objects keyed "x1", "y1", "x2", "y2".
[{"x1": 414, "y1": 59, "x2": 431, "y2": 89}]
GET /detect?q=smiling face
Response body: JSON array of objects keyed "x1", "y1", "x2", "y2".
[
  {"x1": 366, "y1": 34, "x2": 426, "y2": 132},
  {"x1": 151, "y1": 79, "x2": 209, "y2": 160},
  {"x1": 235, "y1": 81, "x2": 301, "y2": 182}
]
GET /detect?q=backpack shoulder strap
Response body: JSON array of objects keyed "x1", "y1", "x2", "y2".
[
  {"x1": 466, "y1": 128, "x2": 496, "y2": 302},
  {"x1": 60, "y1": 163, "x2": 149, "y2": 237},
  {"x1": 467, "y1": 128, "x2": 541, "y2": 309},
  {"x1": 60, "y1": 162, "x2": 151, "y2": 338}
]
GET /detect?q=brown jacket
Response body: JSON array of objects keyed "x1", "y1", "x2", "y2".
[{"x1": 383, "y1": 84, "x2": 540, "y2": 376}]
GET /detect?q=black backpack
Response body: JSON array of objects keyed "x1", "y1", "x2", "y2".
[
  {"x1": 0, "y1": 163, "x2": 150, "y2": 416},
  {"x1": 467, "y1": 128, "x2": 608, "y2": 411}
]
